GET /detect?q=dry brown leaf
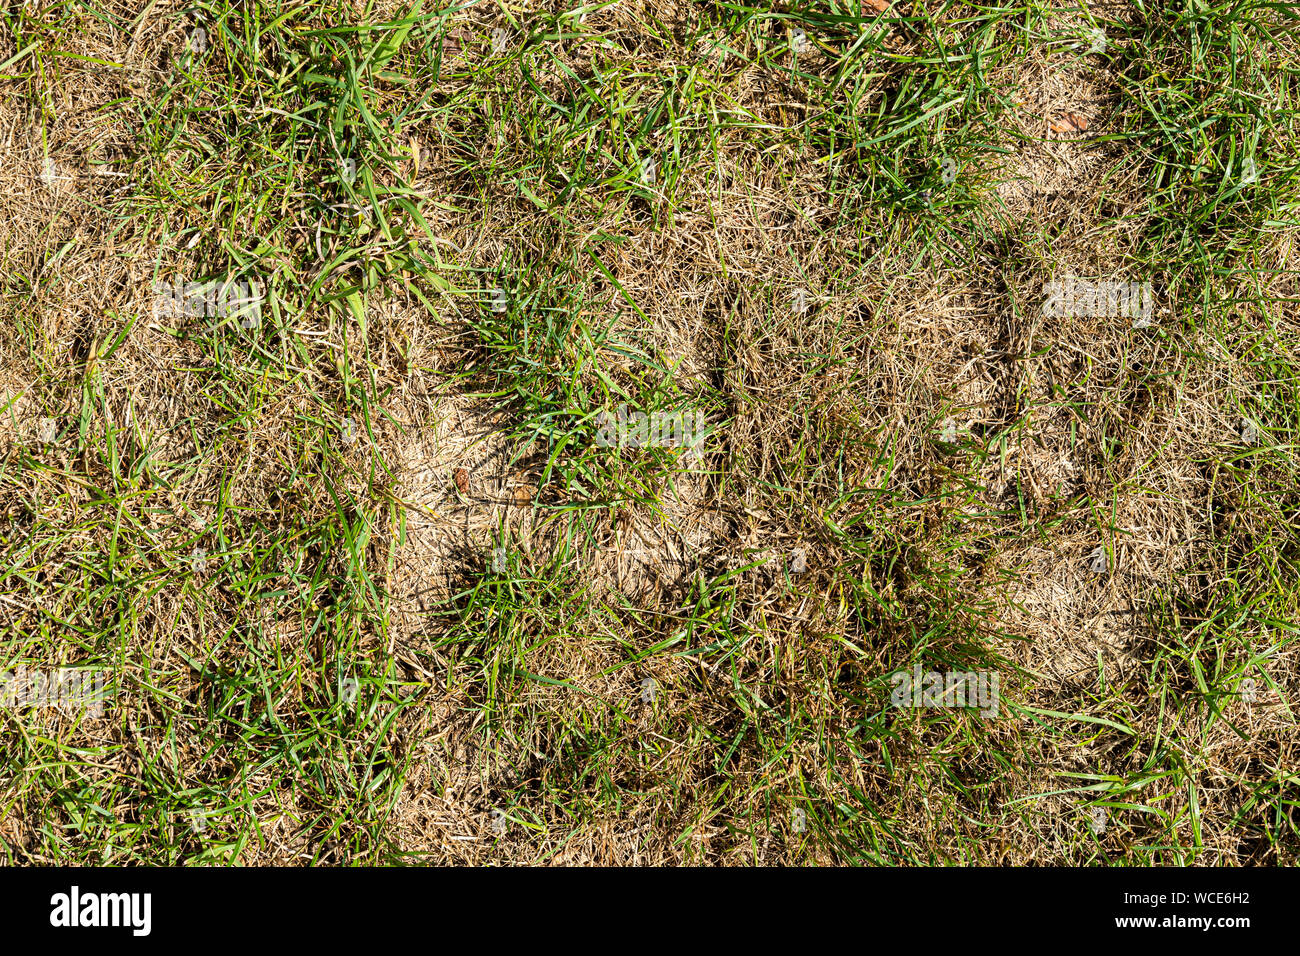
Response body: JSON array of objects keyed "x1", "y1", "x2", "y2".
[
  {"x1": 441, "y1": 27, "x2": 470, "y2": 58},
  {"x1": 1050, "y1": 112, "x2": 1090, "y2": 136}
]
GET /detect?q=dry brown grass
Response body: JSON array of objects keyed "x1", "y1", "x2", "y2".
[{"x1": 0, "y1": 0, "x2": 1296, "y2": 866}]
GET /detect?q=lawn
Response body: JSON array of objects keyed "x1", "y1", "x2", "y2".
[{"x1": 0, "y1": 0, "x2": 1297, "y2": 865}]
